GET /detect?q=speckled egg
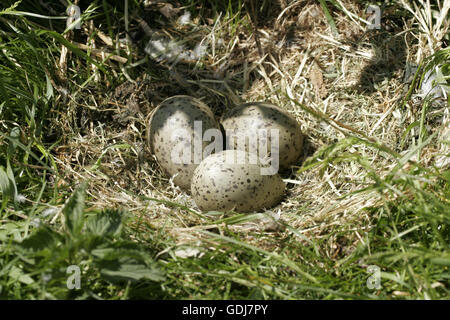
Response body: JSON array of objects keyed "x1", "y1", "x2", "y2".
[
  {"x1": 221, "y1": 102, "x2": 304, "y2": 171},
  {"x1": 147, "y1": 95, "x2": 221, "y2": 190},
  {"x1": 191, "y1": 150, "x2": 285, "y2": 212}
]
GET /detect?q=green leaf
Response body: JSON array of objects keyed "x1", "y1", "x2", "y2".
[
  {"x1": 18, "y1": 225, "x2": 61, "y2": 252},
  {"x1": 38, "y1": 30, "x2": 108, "y2": 74},
  {"x1": 0, "y1": 167, "x2": 11, "y2": 199},
  {"x1": 200, "y1": 230, "x2": 318, "y2": 284},
  {"x1": 0, "y1": 222, "x2": 25, "y2": 242},
  {"x1": 6, "y1": 161, "x2": 18, "y2": 202},
  {"x1": 0, "y1": 165, "x2": 16, "y2": 202},
  {"x1": 63, "y1": 183, "x2": 87, "y2": 237},
  {"x1": 91, "y1": 244, "x2": 150, "y2": 261},
  {"x1": 430, "y1": 257, "x2": 450, "y2": 266},
  {"x1": 8, "y1": 266, "x2": 34, "y2": 285},
  {"x1": 0, "y1": 1, "x2": 22, "y2": 16},
  {"x1": 85, "y1": 209, "x2": 124, "y2": 237},
  {"x1": 318, "y1": 0, "x2": 339, "y2": 38},
  {"x1": 0, "y1": 132, "x2": 56, "y2": 174},
  {"x1": 100, "y1": 259, "x2": 165, "y2": 283},
  {"x1": 7, "y1": 126, "x2": 20, "y2": 155}
]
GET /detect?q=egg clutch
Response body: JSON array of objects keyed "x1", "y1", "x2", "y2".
[{"x1": 146, "y1": 95, "x2": 304, "y2": 213}]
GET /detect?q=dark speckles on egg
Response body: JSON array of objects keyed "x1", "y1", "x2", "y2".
[
  {"x1": 221, "y1": 102, "x2": 304, "y2": 170},
  {"x1": 191, "y1": 150, "x2": 285, "y2": 213},
  {"x1": 146, "y1": 95, "x2": 220, "y2": 191}
]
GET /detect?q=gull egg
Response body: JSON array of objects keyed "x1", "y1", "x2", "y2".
[
  {"x1": 147, "y1": 95, "x2": 221, "y2": 190},
  {"x1": 191, "y1": 150, "x2": 285, "y2": 213}
]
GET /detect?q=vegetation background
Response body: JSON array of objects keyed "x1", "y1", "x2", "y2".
[{"x1": 0, "y1": 0, "x2": 448, "y2": 299}]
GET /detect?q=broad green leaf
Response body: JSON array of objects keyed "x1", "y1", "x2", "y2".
[
  {"x1": 63, "y1": 183, "x2": 87, "y2": 236},
  {"x1": 91, "y1": 245, "x2": 149, "y2": 261},
  {"x1": 100, "y1": 259, "x2": 165, "y2": 283},
  {"x1": 85, "y1": 209, "x2": 124, "y2": 237},
  {"x1": 18, "y1": 225, "x2": 61, "y2": 252},
  {"x1": 8, "y1": 266, "x2": 35, "y2": 285},
  {"x1": 0, "y1": 222, "x2": 26, "y2": 242}
]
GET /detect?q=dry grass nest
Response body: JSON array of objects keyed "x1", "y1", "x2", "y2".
[{"x1": 50, "y1": 1, "x2": 449, "y2": 255}]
